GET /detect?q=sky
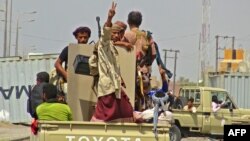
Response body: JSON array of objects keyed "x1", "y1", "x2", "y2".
[{"x1": 0, "y1": 0, "x2": 249, "y2": 82}]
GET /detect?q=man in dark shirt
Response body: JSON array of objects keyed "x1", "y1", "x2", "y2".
[
  {"x1": 28, "y1": 71, "x2": 50, "y2": 118},
  {"x1": 54, "y1": 27, "x2": 91, "y2": 82}
]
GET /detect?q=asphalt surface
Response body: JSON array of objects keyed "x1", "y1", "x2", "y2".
[{"x1": 181, "y1": 137, "x2": 221, "y2": 141}]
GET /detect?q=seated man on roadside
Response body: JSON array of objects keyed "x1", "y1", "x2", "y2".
[
  {"x1": 36, "y1": 84, "x2": 72, "y2": 121},
  {"x1": 183, "y1": 97, "x2": 197, "y2": 113}
]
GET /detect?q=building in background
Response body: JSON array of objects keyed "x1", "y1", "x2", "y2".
[
  {"x1": 207, "y1": 48, "x2": 250, "y2": 109},
  {"x1": 219, "y1": 48, "x2": 250, "y2": 73}
]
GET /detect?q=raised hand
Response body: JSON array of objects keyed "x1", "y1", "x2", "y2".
[
  {"x1": 105, "y1": 2, "x2": 117, "y2": 27},
  {"x1": 108, "y1": 2, "x2": 117, "y2": 18}
]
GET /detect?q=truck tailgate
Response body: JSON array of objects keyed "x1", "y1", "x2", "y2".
[{"x1": 34, "y1": 121, "x2": 170, "y2": 141}]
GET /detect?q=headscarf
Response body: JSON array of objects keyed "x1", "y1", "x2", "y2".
[
  {"x1": 114, "y1": 21, "x2": 127, "y2": 31},
  {"x1": 111, "y1": 23, "x2": 123, "y2": 32}
]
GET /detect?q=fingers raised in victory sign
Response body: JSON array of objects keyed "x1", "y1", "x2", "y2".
[{"x1": 108, "y1": 1, "x2": 117, "y2": 18}]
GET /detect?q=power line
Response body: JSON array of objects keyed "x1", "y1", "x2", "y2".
[
  {"x1": 157, "y1": 33, "x2": 199, "y2": 42},
  {"x1": 237, "y1": 36, "x2": 250, "y2": 42},
  {"x1": 22, "y1": 33, "x2": 68, "y2": 42},
  {"x1": 0, "y1": 28, "x2": 68, "y2": 43}
]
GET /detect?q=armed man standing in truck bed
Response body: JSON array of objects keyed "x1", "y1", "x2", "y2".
[{"x1": 91, "y1": 2, "x2": 134, "y2": 122}]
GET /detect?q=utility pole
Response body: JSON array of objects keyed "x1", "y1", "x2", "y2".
[
  {"x1": 162, "y1": 49, "x2": 180, "y2": 95},
  {"x1": 15, "y1": 11, "x2": 36, "y2": 56},
  {"x1": 215, "y1": 35, "x2": 219, "y2": 72},
  {"x1": 163, "y1": 49, "x2": 168, "y2": 66},
  {"x1": 197, "y1": 33, "x2": 201, "y2": 86},
  {"x1": 3, "y1": 0, "x2": 8, "y2": 57},
  {"x1": 8, "y1": 0, "x2": 12, "y2": 56},
  {"x1": 215, "y1": 35, "x2": 235, "y2": 72},
  {"x1": 232, "y1": 36, "x2": 235, "y2": 50},
  {"x1": 15, "y1": 19, "x2": 19, "y2": 56},
  {"x1": 173, "y1": 50, "x2": 180, "y2": 95}
]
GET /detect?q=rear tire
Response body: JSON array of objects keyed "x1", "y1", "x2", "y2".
[{"x1": 169, "y1": 125, "x2": 182, "y2": 141}]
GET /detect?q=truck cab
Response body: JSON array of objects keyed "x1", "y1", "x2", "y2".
[{"x1": 171, "y1": 86, "x2": 250, "y2": 138}]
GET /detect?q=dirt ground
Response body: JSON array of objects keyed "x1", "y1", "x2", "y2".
[{"x1": 0, "y1": 122, "x2": 30, "y2": 141}]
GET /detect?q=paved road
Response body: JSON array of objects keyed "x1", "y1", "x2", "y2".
[{"x1": 181, "y1": 137, "x2": 221, "y2": 141}]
